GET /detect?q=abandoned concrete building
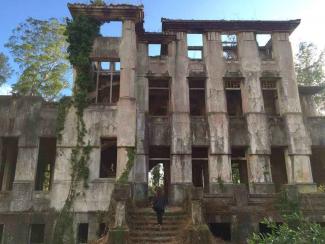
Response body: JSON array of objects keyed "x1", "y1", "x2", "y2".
[{"x1": 1, "y1": 3, "x2": 325, "y2": 244}]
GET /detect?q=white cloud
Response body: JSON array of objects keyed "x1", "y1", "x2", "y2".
[
  {"x1": 0, "y1": 84, "x2": 12, "y2": 95},
  {"x1": 290, "y1": 0, "x2": 325, "y2": 54}
]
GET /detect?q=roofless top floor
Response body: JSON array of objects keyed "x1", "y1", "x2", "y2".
[{"x1": 68, "y1": 3, "x2": 300, "y2": 36}]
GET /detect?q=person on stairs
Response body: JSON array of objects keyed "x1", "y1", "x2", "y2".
[{"x1": 152, "y1": 187, "x2": 167, "y2": 230}]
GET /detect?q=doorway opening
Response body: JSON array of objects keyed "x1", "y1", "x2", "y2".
[{"x1": 148, "y1": 146, "x2": 170, "y2": 201}]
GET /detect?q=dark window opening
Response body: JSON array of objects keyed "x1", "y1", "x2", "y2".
[
  {"x1": 0, "y1": 224, "x2": 3, "y2": 243},
  {"x1": 231, "y1": 147, "x2": 248, "y2": 185},
  {"x1": 35, "y1": 138, "x2": 56, "y2": 191},
  {"x1": 100, "y1": 138, "x2": 117, "y2": 178},
  {"x1": 90, "y1": 61, "x2": 120, "y2": 104},
  {"x1": 100, "y1": 21, "x2": 122, "y2": 37},
  {"x1": 262, "y1": 80, "x2": 279, "y2": 115},
  {"x1": 78, "y1": 223, "x2": 88, "y2": 244},
  {"x1": 222, "y1": 34, "x2": 238, "y2": 60},
  {"x1": 259, "y1": 222, "x2": 282, "y2": 236},
  {"x1": 189, "y1": 79, "x2": 206, "y2": 116},
  {"x1": 97, "y1": 223, "x2": 108, "y2": 238},
  {"x1": 30, "y1": 224, "x2": 45, "y2": 244},
  {"x1": 149, "y1": 146, "x2": 170, "y2": 199},
  {"x1": 270, "y1": 147, "x2": 288, "y2": 192},
  {"x1": 256, "y1": 34, "x2": 272, "y2": 60},
  {"x1": 187, "y1": 34, "x2": 203, "y2": 60},
  {"x1": 209, "y1": 223, "x2": 231, "y2": 241},
  {"x1": 149, "y1": 80, "x2": 169, "y2": 116},
  {"x1": 0, "y1": 137, "x2": 18, "y2": 191},
  {"x1": 311, "y1": 146, "x2": 325, "y2": 186},
  {"x1": 225, "y1": 80, "x2": 243, "y2": 116},
  {"x1": 192, "y1": 147, "x2": 209, "y2": 192}
]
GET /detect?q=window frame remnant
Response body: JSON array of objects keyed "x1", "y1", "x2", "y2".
[
  {"x1": 0, "y1": 137, "x2": 18, "y2": 191},
  {"x1": 149, "y1": 79, "x2": 170, "y2": 116},
  {"x1": 187, "y1": 34, "x2": 203, "y2": 60},
  {"x1": 256, "y1": 33, "x2": 273, "y2": 60},
  {"x1": 100, "y1": 138, "x2": 117, "y2": 178},
  {"x1": 29, "y1": 224, "x2": 45, "y2": 244},
  {"x1": 222, "y1": 34, "x2": 238, "y2": 61},
  {"x1": 90, "y1": 61, "x2": 120, "y2": 105},
  {"x1": 189, "y1": 78, "x2": 206, "y2": 116},
  {"x1": 224, "y1": 80, "x2": 243, "y2": 117},
  {"x1": 261, "y1": 80, "x2": 279, "y2": 116},
  {"x1": 35, "y1": 137, "x2": 57, "y2": 191}
]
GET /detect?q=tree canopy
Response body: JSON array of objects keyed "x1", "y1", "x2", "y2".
[
  {"x1": 0, "y1": 52, "x2": 13, "y2": 86},
  {"x1": 5, "y1": 17, "x2": 70, "y2": 101},
  {"x1": 295, "y1": 42, "x2": 325, "y2": 113}
]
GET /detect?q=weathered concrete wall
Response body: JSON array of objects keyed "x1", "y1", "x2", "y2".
[{"x1": 237, "y1": 32, "x2": 273, "y2": 193}]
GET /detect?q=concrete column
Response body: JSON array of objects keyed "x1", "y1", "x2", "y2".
[
  {"x1": 203, "y1": 32, "x2": 232, "y2": 193},
  {"x1": 133, "y1": 43, "x2": 149, "y2": 201},
  {"x1": 237, "y1": 32, "x2": 274, "y2": 193},
  {"x1": 169, "y1": 32, "x2": 192, "y2": 204},
  {"x1": 116, "y1": 20, "x2": 137, "y2": 180},
  {"x1": 272, "y1": 32, "x2": 315, "y2": 192}
]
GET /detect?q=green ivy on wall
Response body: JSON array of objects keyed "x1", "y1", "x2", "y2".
[{"x1": 52, "y1": 15, "x2": 101, "y2": 244}]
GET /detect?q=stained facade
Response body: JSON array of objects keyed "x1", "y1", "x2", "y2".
[{"x1": 0, "y1": 3, "x2": 325, "y2": 243}]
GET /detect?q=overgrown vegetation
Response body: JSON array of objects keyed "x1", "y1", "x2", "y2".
[
  {"x1": 52, "y1": 15, "x2": 101, "y2": 244},
  {"x1": 295, "y1": 42, "x2": 325, "y2": 114},
  {"x1": 248, "y1": 189, "x2": 325, "y2": 243},
  {"x1": 117, "y1": 147, "x2": 135, "y2": 183},
  {"x1": 0, "y1": 52, "x2": 12, "y2": 86},
  {"x1": 5, "y1": 18, "x2": 69, "y2": 100}
]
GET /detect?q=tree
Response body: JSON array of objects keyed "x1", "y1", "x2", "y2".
[
  {"x1": 5, "y1": 18, "x2": 70, "y2": 101},
  {"x1": 248, "y1": 190, "x2": 325, "y2": 243},
  {"x1": 295, "y1": 42, "x2": 325, "y2": 113},
  {"x1": 0, "y1": 52, "x2": 12, "y2": 86}
]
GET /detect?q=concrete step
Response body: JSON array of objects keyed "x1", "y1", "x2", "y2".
[
  {"x1": 129, "y1": 236, "x2": 175, "y2": 243},
  {"x1": 131, "y1": 225, "x2": 180, "y2": 231}
]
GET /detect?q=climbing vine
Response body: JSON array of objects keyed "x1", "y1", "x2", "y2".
[
  {"x1": 52, "y1": 15, "x2": 101, "y2": 244},
  {"x1": 117, "y1": 147, "x2": 136, "y2": 183}
]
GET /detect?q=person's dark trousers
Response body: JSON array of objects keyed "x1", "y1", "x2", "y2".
[{"x1": 156, "y1": 209, "x2": 164, "y2": 225}]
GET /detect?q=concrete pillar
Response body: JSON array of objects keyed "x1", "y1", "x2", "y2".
[
  {"x1": 272, "y1": 32, "x2": 315, "y2": 193},
  {"x1": 116, "y1": 20, "x2": 137, "y2": 180},
  {"x1": 169, "y1": 32, "x2": 192, "y2": 204},
  {"x1": 133, "y1": 43, "x2": 149, "y2": 202},
  {"x1": 203, "y1": 32, "x2": 232, "y2": 193},
  {"x1": 237, "y1": 32, "x2": 274, "y2": 193}
]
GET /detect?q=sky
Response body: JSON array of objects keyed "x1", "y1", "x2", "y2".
[{"x1": 0, "y1": 0, "x2": 324, "y2": 95}]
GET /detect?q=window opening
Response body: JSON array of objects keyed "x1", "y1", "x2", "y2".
[
  {"x1": 225, "y1": 80, "x2": 243, "y2": 116},
  {"x1": 100, "y1": 138, "x2": 117, "y2": 178},
  {"x1": 100, "y1": 21, "x2": 122, "y2": 37},
  {"x1": 189, "y1": 79, "x2": 206, "y2": 116},
  {"x1": 231, "y1": 147, "x2": 248, "y2": 185},
  {"x1": 222, "y1": 34, "x2": 238, "y2": 60},
  {"x1": 0, "y1": 137, "x2": 18, "y2": 191},
  {"x1": 35, "y1": 137, "x2": 56, "y2": 191},
  {"x1": 262, "y1": 80, "x2": 279, "y2": 115},
  {"x1": 192, "y1": 147, "x2": 209, "y2": 191},
  {"x1": 270, "y1": 147, "x2": 288, "y2": 192},
  {"x1": 91, "y1": 61, "x2": 120, "y2": 104},
  {"x1": 148, "y1": 44, "x2": 161, "y2": 57},
  {"x1": 256, "y1": 34, "x2": 272, "y2": 60},
  {"x1": 187, "y1": 34, "x2": 203, "y2": 59},
  {"x1": 149, "y1": 80, "x2": 170, "y2": 116}
]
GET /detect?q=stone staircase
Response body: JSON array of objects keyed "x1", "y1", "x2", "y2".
[{"x1": 128, "y1": 207, "x2": 189, "y2": 243}]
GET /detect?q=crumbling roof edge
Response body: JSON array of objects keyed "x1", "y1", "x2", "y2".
[{"x1": 161, "y1": 18, "x2": 301, "y2": 34}]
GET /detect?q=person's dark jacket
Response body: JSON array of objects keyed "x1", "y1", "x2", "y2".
[{"x1": 153, "y1": 195, "x2": 167, "y2": 212}]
